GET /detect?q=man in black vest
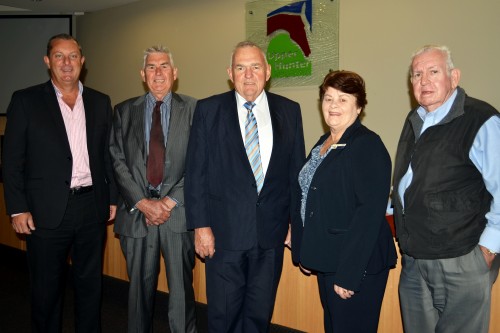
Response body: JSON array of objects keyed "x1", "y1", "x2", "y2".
[{"x1": 393, "y1": 45, "x2": 500, "y2": 333}]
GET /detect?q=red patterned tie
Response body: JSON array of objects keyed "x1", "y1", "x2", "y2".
[{"x1": 147, "y1": 101, "x2": 165, "y2": 187}]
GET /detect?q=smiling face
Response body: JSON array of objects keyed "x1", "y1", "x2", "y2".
[
  {"x1": 322, "y1": 87, "x2": 361, "y2": 134},
  {"x1": 227, "y1": 45, "x2": 271, "y2": 102},
  {"x1": 43, "y1": 38, "x2": 84, "y2": 89},
  {"x1": 410, "y1": 49, "x2": 460, "y2": 112},
  {"x1": 141, "y1": 52, "x2": 177, "y2": 100}
]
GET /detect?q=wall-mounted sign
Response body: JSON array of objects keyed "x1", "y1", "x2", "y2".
[{"x1": 246, "y1": 0, "x2": 339, "y2": 87}]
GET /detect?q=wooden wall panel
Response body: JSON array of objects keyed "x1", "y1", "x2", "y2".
[{"x1": 0, "y1": 185, "x2": 26, "y2": 251}]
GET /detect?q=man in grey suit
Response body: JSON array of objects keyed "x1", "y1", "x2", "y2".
[{"x1": 109, "y1": 45, "x2": 197, "y2": 333}]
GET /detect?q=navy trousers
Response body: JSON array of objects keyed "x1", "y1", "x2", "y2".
[{"x1": 205, "y1": 245, "x2": 284, "y2": 333}]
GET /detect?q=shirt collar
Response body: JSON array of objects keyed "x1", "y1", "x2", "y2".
[
  {"x1": 416, "y1": 88, "x2": 458, "y2": 124},
  {"x1": 235, "y1": 90, "x2": 266, "y2": 109},
  {"x1": 146, "y1": 91, "x2": 172, "y2": 106},
  {"x1": 52, "y1": 80, "x2": 83, "y2": 97}
]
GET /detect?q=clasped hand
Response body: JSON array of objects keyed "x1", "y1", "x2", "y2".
[{"x1": 137, "y1": 197, "x2": 175, "y2": 226}]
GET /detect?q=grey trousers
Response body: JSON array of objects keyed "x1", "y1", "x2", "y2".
[
  {"x1": 399, "y1": 245, "x2": 500, "y2": 333},
  {"x1": 120, "y1": 225, "x2": 197, "y2": 333}
]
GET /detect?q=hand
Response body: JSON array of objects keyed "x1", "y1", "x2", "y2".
[
  {"x1": 284, "y1": 224, "x2": 291, "y2": 249},
  {"x1": 11, "y1": 212, "x2": 35, "y2": 234},
  {"x1": 334, "y1": 284, "x2": 354, "y2": 300},
  {"x1": 136, "y1": 198, "x2": 171, "y2": 225},
  {"x1": 161, "y1": 196, "x2": 177, "y2": 212},
  {"x1": 194, "y1": 227, "x2": 215, "y2": 259},
  {"x1": 108, "y1": 205, "x2": 117, "y2": 221},
  {"x1": 479, "y1": 245, "x2": 496, "y2": 269}
]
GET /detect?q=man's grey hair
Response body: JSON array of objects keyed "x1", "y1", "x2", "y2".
[
  {"x1": 409, "y1": 45, "x2": 455, "y2": 76},
  {"x1": 143, "y1": 45, "x2": 175, "y2": 68},
  {"x1": 229, "y1": 41, "x2": 268, "y2": 68}
]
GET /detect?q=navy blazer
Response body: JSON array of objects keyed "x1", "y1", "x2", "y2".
[
  {"x1": 3, "y1": 81, "x2": 117, "y2": 228},
  {"x1": 185, "y1": 90, "x2": 305, "y2": 251},
  {"x1": 291, "y1": 119, "x2": 396, "y2": 291}
]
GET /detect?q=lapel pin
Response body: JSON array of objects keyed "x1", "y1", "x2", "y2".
[{"x1": 331, "y1": 143, "x2": 346, "y2": 150}]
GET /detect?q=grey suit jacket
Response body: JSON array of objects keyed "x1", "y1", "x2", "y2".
[{"x1": 110, "y1": 92, "x2": 197, "y2": 238}]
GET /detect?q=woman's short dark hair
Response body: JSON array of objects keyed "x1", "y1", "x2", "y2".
[{"x1": 319, "y1": 70, "x2": 367, "y2": 111}]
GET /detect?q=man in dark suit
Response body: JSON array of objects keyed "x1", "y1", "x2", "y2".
[
  {"x1": 109, "y1": 45, "x2": 197, "y2": 333},
  {"x1": 185, "y1": 41, "x2": 305, "y2": 333},
  {"x1": 2, "y1": 33, "x2": 117, "y2": 332}
]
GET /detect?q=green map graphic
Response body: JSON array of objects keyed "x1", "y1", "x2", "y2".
[{"x1": 267, "y1": 34, "x2": 311, "y2": 78}]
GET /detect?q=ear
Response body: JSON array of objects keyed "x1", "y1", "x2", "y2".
[
  {"x1": 43, "y1": 56, "x2": 50, "y2": 69},
  {"x1": 172, "y1": 67, "x2": 178, "y2": 81},
  {"x1": 140, "y1": 69, "x2": 146, "y2": 82},
  {"x1": 265, "y1": 64, "x2": 271, "y2": 82},
  {"x1": 80, "y1": 56, "x2": 85, "y2": 66},
  {"x1": 451, "y1": 68, "x2": 461, "y2": 89},
  {"x1": 227, "y1": 67, "x2": 234, "y2": 83}
]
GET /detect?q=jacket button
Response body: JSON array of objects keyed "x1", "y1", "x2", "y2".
[
  {"x1": 311, "y1": 186, "x2": 317, "y2": 190},
  {"x1": 309, "y1": 211, "x2": 314, "y2": 217},
  {"x1": 256, "y1": 202, "x2": 260, "y2": 206}
]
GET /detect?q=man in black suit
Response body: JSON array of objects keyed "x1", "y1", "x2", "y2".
[
  {"x1": 185, "y1": 41, "x2": 305, "y2": 333},
  {"x1": 110, "y1": 45, "x2": 197, "y2": 333},
  {"x1": 2, "y1": 33, "x2": 117, "y2": 332}
]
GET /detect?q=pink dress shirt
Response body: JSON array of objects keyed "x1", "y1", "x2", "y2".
[{"x1": 53, "y1": 81, "x2": 92, "y2": 188}]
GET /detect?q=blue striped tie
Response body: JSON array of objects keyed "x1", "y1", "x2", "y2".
[{"x1": 244, "y1": 102, "x2": 264, "y2": 194}]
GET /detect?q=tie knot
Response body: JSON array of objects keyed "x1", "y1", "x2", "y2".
[
  {"x1": 155, "y1": 100, "x2": 163, "y2": 109},
  {"x1": 244, "y1": 101, "x2": 256, "y2": 111}
]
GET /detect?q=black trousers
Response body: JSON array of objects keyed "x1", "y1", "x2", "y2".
[
  {"x1": 26, "y1": 191, "x2": 105, "y2": 333},
  {"x1": 318, "y1": 268, "x2": 390, "y2": 333}
]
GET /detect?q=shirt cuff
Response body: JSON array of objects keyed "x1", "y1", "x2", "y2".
[{"x1": 479, "y1": 225, "x2": 500, "y2": 253}]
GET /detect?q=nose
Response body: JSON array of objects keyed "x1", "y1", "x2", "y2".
[
  {"x1": 155, "y1": 66, "x2": 162, "y2": 75},
  {"x1": 420, "y1": 72, "x2": 430, "y2": 85},
  {"x1": 244, "y1": 67, "x2": 253, "y2": 78},
  {"x1": 328, "y1": 100, "x2": 339, "y2": 108}
]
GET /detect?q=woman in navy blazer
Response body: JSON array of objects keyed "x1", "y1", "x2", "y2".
[{"x1": 291, "y1": 71, "x2": 397, "y2": 333}]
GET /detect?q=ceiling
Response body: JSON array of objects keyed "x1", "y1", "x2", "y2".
[{"x1": 0, "y1": 0, "x2": 140, "y2": 14}]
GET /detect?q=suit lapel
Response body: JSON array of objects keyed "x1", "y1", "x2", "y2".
[
  {"x1": 224, "y1": 92, "x2": 251, "y2": 166},
  {"x1": 43, "y1": 82, "x2": 72, "y2": 155},
  {"x1": 82, "y1": 87, "x2": 95, "y2": 161},
  {"x1": 165, "y1": 93, "x2": 183, "y2": 159},
  {"x1": 265, "y1": 92, "x2": 283, "y2": 180},
  {"x1": 130, "y1": 97, "x2": 147, "y2": 162}
]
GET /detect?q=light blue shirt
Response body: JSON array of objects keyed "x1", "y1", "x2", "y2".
[{"x1": 398, "y1": 89, "x2": 500, "y2": 252}]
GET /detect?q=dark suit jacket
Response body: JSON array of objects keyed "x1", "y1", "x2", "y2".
[
  {"x1": 3, "y1": 80, "x2": 117, "y2": 228},
  {"x1": 185, "y1": 90, "x2": 305, "y2": 250},
  {"x1": 110, "y1": 93, "x2": 197, "y2": 237},
  {"x1": 291, "y1": 119, "x2": 397, "y2": 291}
]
